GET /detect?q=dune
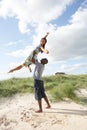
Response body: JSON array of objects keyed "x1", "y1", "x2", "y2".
[{"x1": 0, "y1": 93, "x2": 87, "y2": 130}]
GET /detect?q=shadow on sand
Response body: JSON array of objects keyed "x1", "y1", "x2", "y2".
[{"x1": 45, "y1": 107, "x2": 87, "y2": 116}]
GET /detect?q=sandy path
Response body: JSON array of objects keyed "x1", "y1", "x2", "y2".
[{"x1": 0, "y1": 94, "x2": 87, "y2": 130}]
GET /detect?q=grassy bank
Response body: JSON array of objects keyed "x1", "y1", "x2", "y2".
[{"x1": 0, "y1": 74, "x2": 87, "y2": 103}]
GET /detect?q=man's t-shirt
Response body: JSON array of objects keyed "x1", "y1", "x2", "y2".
[{"x1": 33, "y1": 61, "x2": 45, "y2": 80}]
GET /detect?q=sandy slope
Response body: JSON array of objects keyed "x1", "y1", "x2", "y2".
[{"x1": 0, "y1": 94, "x2": 87, "y2": 130}]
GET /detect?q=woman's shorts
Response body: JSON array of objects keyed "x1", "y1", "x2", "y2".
[{"x1": 34, "y1": 79, "x2": 46, "y2": 100}]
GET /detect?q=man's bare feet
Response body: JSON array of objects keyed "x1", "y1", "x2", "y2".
[
  {"x1": 35, "y1": 110, "x2": 43, "y2": 113},
  {"x1": 46, "y1": 105, "x2": 51, "y2": 109}
]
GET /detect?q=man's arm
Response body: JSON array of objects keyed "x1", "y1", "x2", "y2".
[
  {"x1": 31, "y1": 58, "x2": 40, "y2": 66},
  {"x1": 31, "y1": 58, "x2": 35, "y2": 64},
  {"x1": 31, "y1": 50, "x2": 36, "y2": 59}
]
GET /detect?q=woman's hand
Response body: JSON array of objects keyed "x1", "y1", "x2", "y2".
[
  {"x1": 45, "y1": 49, "x2": 49, "y2": 54},
  {"x1": 46, "y1": 32, "x2": 50, "y2": 36}
]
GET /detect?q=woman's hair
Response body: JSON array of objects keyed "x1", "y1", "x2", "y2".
[
  {"x1": 40, "y1": 38, "x2": 47, "y2": 53},
  {"x1": 42, "y1": 37, "x2": 47, "y2": 43}
]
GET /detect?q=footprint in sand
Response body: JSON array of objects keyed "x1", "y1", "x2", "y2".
[{"x1": 0, "y1": 115, "x2": 18, "y2": 130}]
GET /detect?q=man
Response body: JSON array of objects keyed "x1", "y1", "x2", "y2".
[{"x1": 32, "y1": 58, "x2": 51, "y2": 113}]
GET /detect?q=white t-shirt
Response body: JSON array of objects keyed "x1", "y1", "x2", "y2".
[{"x1": 33, "y1": 61, "x2": 45, "y2": 80}]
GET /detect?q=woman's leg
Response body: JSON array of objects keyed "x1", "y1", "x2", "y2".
[{"x1": 8, "y1": 65, "x2": 23, "y2": 73}]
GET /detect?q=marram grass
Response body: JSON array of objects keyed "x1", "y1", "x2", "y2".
[{"x1": 0, "y1": 74, "x2": 87, "y2": 103}]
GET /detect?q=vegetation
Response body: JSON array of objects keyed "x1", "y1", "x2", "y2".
[
  {"x1": 0, "y1": 77, "x2": 33, "y2": 97},
  {"x1": 0, "y1": 74, "x2": 87, "y2": 104}
]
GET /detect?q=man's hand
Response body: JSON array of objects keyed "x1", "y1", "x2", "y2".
[{"x1": 31, "y1": 58, "x2": 35, "y2": 63}]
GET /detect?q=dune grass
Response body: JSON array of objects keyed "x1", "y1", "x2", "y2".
[
  {"x1": 0, "y1": 74, "x2": 87, "y2": 103},
  {"x1": 0, "y1": 77, "x2": 33, "y2": 97},
  {"x1": 44, "y1": 74, "x2": 87, "y2": 103}
]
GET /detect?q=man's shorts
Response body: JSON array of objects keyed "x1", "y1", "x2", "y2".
[{"x1": 34, "y1": 79, "x2": 46, "y2": 100}]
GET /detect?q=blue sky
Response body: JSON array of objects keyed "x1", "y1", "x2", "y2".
[{"x1": 0, "y1": 0, "x2": 87, "y2": 80}]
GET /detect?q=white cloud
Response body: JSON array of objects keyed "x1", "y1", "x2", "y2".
[
  {"x1": 61, "y1": 62, "x2": 87, "y2": 74},
  {"x1": 1, "y1": 0, "x2": 87, "y2": 79},
  {"x1": 7, "y1": 45, "x2": 34, "y2": 57},
  {"x1": 1, "y1": 0, "x2": 86, "y2": 70},
  {"x1": 47, "y1": 5, "x2": 87, "y2": 61},
  {"x1": 46, "y1": 61, "x2": 87, "y2": 75},
  {"x1": 0, "y1": 0, "x2": 72, "y2": 33},
  {"x1": 4, "y1": 40, "x2": 23, "y2": 46},
  {"x1": 5, "y1": 0, "x2": 87, "y2": 64}
]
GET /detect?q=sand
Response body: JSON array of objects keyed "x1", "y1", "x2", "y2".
[{"x1": 0, "y1": 93, "x2": 87, "y2": 130}]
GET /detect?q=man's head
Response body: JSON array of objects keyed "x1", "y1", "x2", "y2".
[{"x1": 41, "y1": 58, "x2": 48, "y2": 65}]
